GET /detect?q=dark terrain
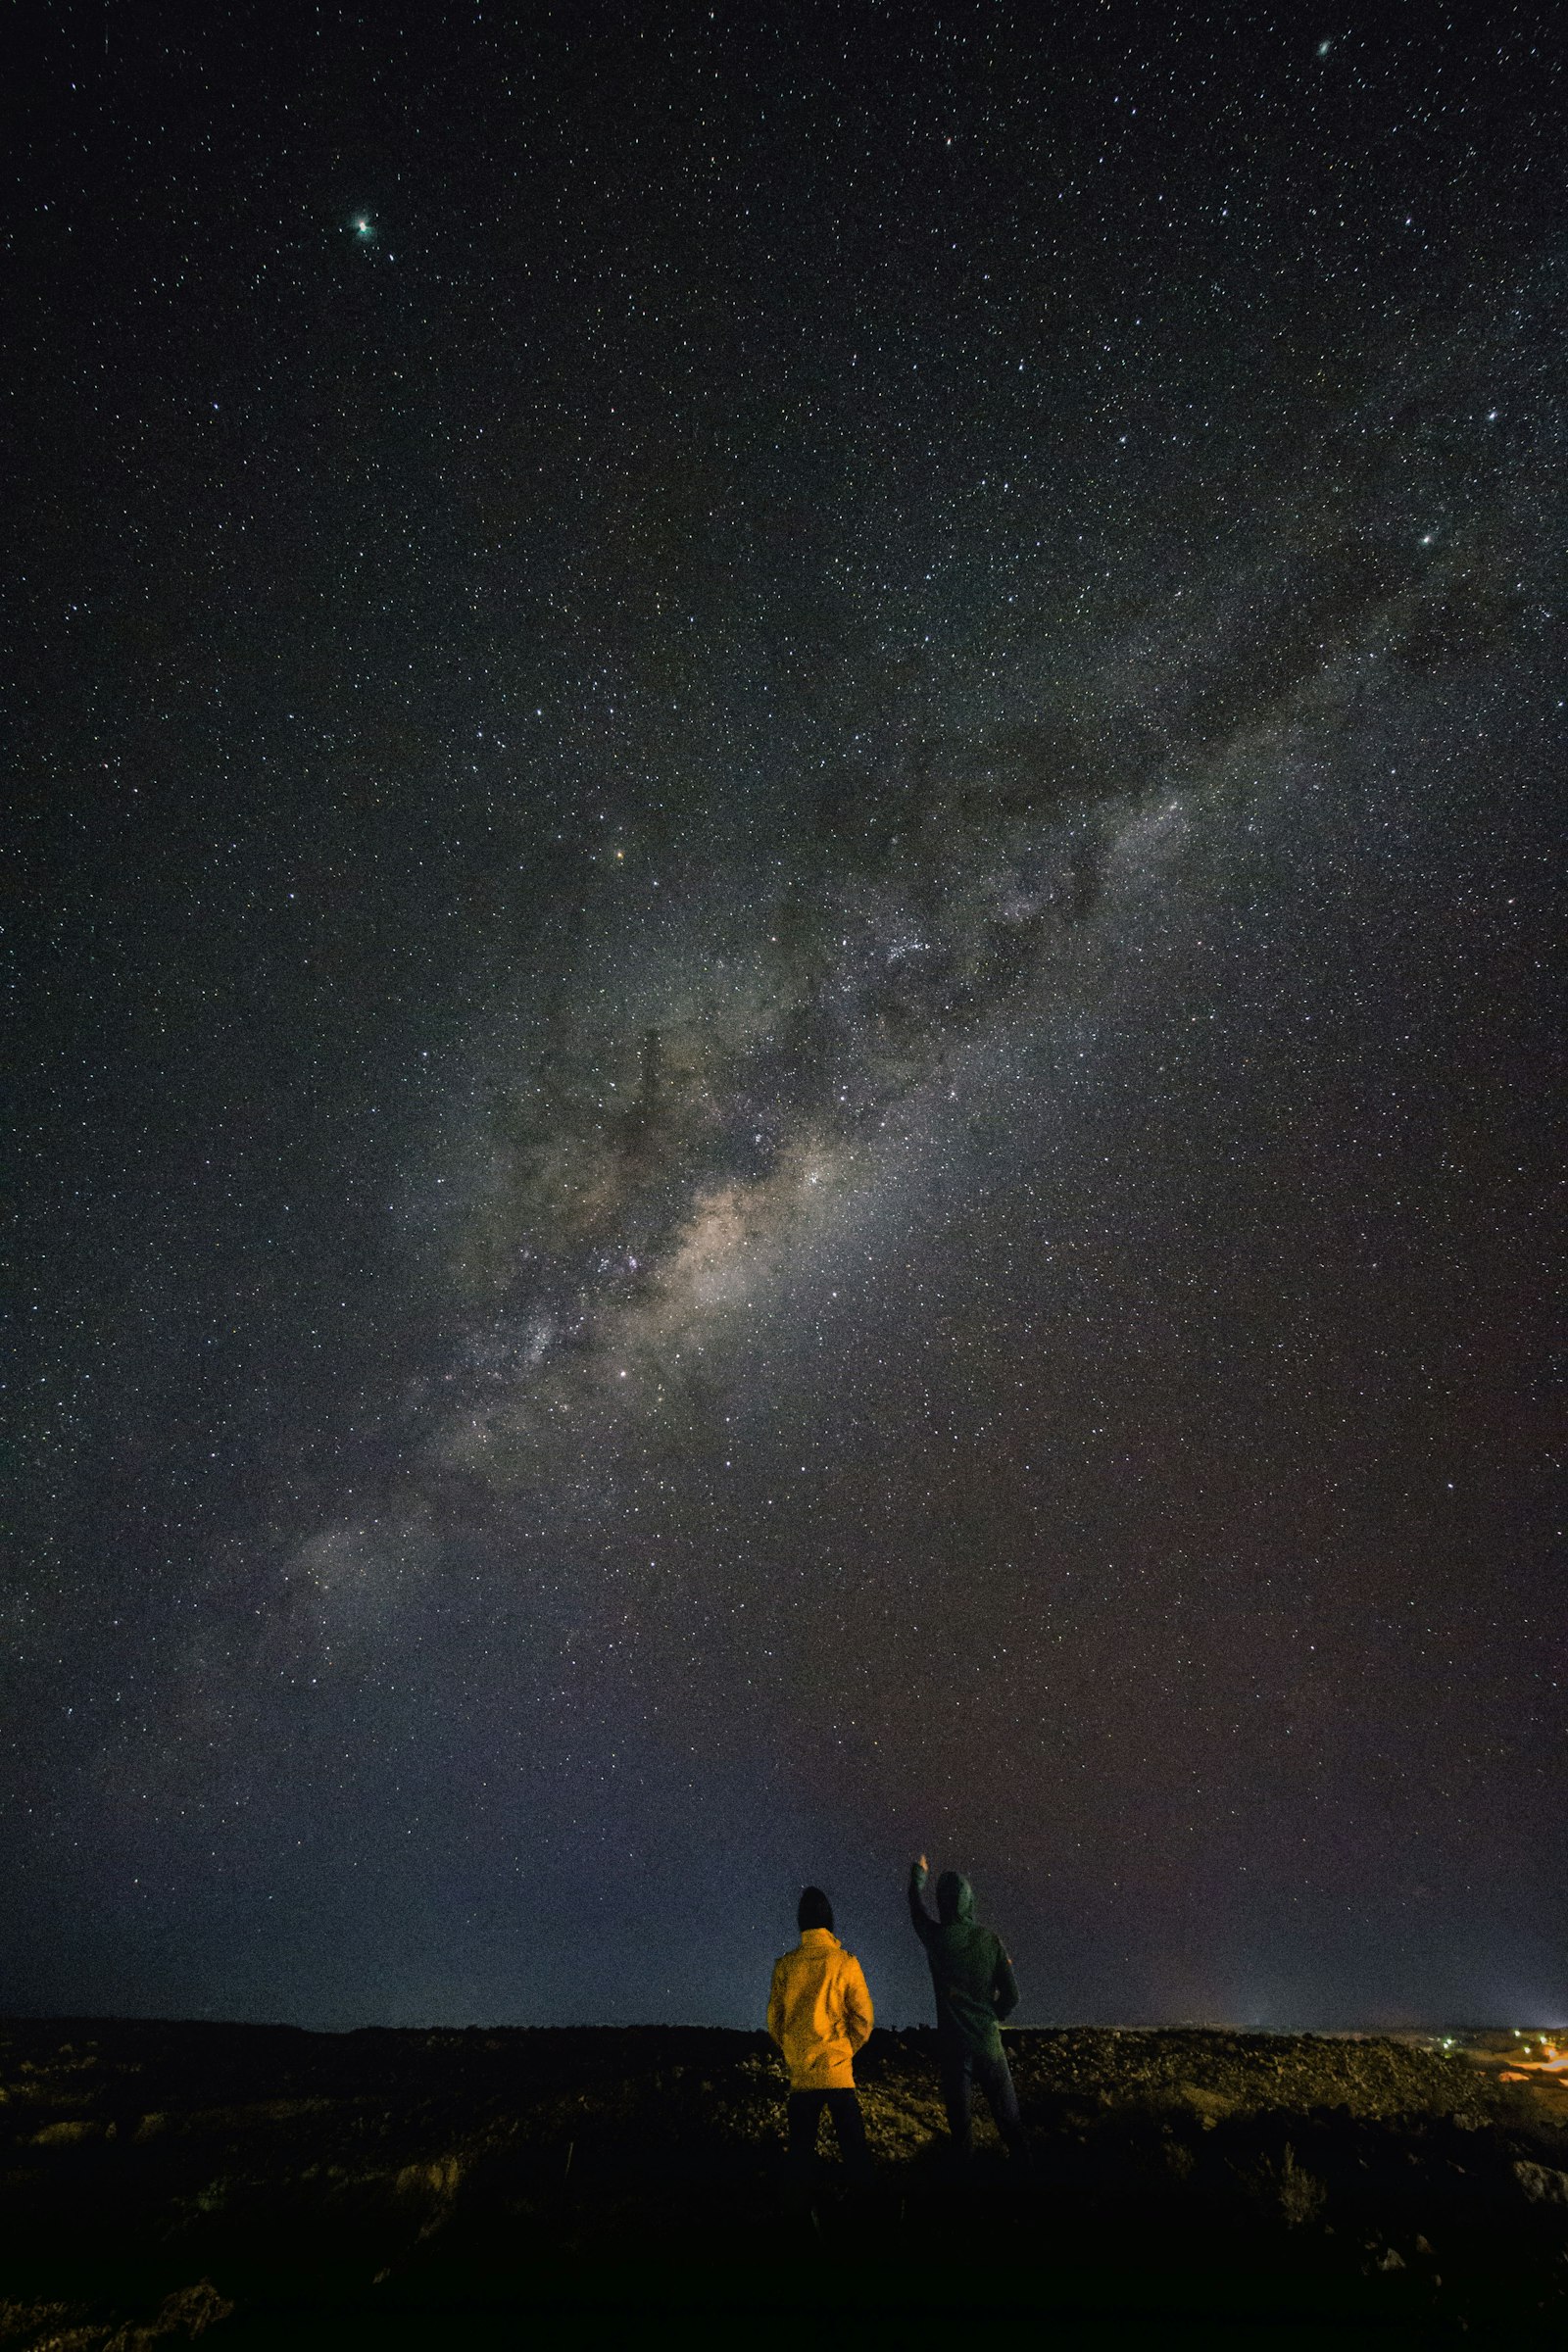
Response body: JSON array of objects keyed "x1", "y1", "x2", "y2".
[{"x1": 2, "y1": 2018, "x2": 1565, "y2": 2346}]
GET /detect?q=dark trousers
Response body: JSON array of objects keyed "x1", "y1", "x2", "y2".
[
  {"x1": 940, "y1": 2043, "x2": 1028, "y2": 2157},
  {"x1": 787, "y1": 2087, "x2": 872, "y2": 2180}
]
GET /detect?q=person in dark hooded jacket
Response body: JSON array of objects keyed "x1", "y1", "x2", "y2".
[{"x1": 907, "y1": 1855, "x2": 1028, "y2": 2162}]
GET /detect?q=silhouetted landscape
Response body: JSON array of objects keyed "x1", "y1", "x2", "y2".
[{"x1": 2, "y1": 2017, "x2": 1565, "y2": 2344}]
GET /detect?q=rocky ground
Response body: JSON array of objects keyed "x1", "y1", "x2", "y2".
[{"x1": 2, "y1": 2017, "x2": 1565, "y2": 2345}]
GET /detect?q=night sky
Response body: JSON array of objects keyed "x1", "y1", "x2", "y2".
[{"x1": 9, "y1": 4, "x2": 1564, "y2": 2034}]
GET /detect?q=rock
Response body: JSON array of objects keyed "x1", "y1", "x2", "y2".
[
  {"x1": 30, "y1": 2119, "x2": 99, "y2": 2147},
  {"x1": 1514, "y1": 2161, "x2": 1568, "y2": 2206},
  {"x1": 396, "y1": 2154, "x2": 463, "y2": 2200},
  {"x1": 105, "y1": 2278, "x2": 235, "y2": 2347}
]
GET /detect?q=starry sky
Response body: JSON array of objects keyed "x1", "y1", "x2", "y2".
[{"x1": 8, "y1": 3, "x2": 1564, "y2": 2033}]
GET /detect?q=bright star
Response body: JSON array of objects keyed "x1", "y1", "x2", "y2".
[{"x1": 355, "y1": 218, "x2": 372, "y2": 236}]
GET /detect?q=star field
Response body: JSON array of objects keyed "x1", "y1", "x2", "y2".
[{"x1": 7, "y1": 3, "x2": 1564, "y2": 2031}]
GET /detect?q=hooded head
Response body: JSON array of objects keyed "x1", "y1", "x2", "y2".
[
  {"x1": 936, "y1": 1870, "x2": 975, "y2": 1926},
  {"x1": 798, "y1": 1886, "x2": 834, "y2": 1933}
]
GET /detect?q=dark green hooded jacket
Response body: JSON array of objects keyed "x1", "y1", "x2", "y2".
[{"x1": 907, "y1": 1864, "x2": 1019, "y2": 2059}]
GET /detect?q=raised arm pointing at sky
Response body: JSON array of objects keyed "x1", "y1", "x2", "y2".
[{"x1": 908, "y1": 1855, "x2": 1028, "y2": 2165}]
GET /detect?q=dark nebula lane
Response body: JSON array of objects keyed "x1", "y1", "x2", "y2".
[{"x1": 7, "y1": 5, "x2": 1564, "y2": 2033}]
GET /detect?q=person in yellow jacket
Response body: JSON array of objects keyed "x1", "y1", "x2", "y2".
[{"x1": 766, "y1": 1886, "x2": 875, "y2": 2181}]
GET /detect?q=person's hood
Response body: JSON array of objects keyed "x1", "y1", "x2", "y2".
[{"x1": 936, "y1": 1870, "x2": 974, "y2": 1926}]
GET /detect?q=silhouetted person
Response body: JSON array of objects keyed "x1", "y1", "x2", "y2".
[
  {"x1": 907, "y1": 1854, "x2": 1028, "y2": 2164},
  {"x1": 767, "y1": 1886, "x2": 874, "y2": 2185}
]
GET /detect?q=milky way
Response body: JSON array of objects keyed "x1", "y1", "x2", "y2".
[{"x1": 354, "y1": 340, "x2": 1546, "y2": 1509}]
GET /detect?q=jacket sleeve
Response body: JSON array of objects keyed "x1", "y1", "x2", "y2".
[
  {"x1": 907, "y1": 1864, "x2": 938, "y2": 1947},
  {"x1": 766, "y1": 1959, "x2": 786, "y2": 2049},
  {"x1": 843, "y1": 1955, "x2": 874, "y2": 2055},
  {"x1": 992, "y1": 1939, "x2": 1019, "y2": 2022}
]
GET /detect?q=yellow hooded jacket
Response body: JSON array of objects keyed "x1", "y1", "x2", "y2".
[{"x1": 766, "y1": 1927, "x2": 874, "y2": 2091}]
